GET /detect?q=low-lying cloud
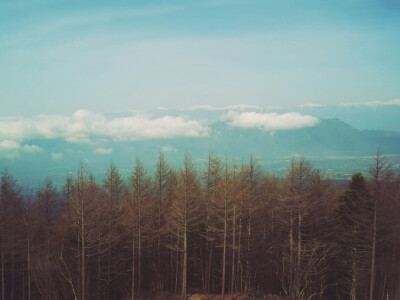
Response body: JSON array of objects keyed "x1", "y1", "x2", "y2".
[
  {"x1": 51, "y1": 152, "x2": 64, "y2": 160},
  {"x1": 299, "y1": 103, "x2": 324, "y2": 108},
  {"x1": 0, "y1": 110, "x2": 210, "y2": 144},
  {"x1": 94, "y1": 147, "x2": 113, "y2": 154},
  {"x1": 183, "y1": 104, "x2": 261, "y2": 111},
  {"x1": 340, "y1": 99, "x2": 400, "y2": 107},
  {"x1": 0, "y1": 140, "x2": 42, "y2": 158},
  {"x1": 222, "y1": 111, "x2": 319, "y2": 131},
  {"x1": 161, "y1": 145, "x2": 177, "y2": 153}
]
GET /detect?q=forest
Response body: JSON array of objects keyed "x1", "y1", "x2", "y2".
[{"x1": 0, "y1": 151, "x2": 399, "y2": 300}]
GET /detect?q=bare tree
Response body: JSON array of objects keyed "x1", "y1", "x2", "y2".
[
  {"x1": 369, "y1": 149, "x2": 391, "y2": 300},
  {"x1": 166, "y1": 153, "x2": 203, "y2": 299},
  {"x1": 130, "y1": 158, "x2": 152, "y2": 296}
]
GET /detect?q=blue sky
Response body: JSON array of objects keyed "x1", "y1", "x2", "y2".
[{"x1": 1, "y1": 0, "x2": 400, "y2": 117}]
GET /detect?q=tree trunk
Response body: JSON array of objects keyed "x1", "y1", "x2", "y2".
[
  {"x1": 245, "y1": 217, "x2": 251, "y2": 294},
  {"x1": 369, "y1": 198, "x2": 377, "y2": 300},
  {"x1": 1, "y1": 195, "x2": 5, "y2": 300},
  {"x1": 1, "y1": 247, "x2": 4, "y2": 300},
  {"x1": 231, "y1": 204, "x2": 236, "y2": 295},
  {"x1": 131, "y1": 233, "x2": 135, "y2": 300},
  {"x1": 175, "y1": 235, "x2": 180, "y2": 294},
  {"x1": 221, "y1": 188, "x2": 227, "y2": 299},
  {"x1": 296, "y1": 205, "x2": 302, "y2": 298},
  {"x1": 27, "y1": 199, "x2": 31, "y2": 300},
  {"x1": 237, "y1": 193, "x2": 243, "y2": 293},
  {"x1": 11, "y1": 237, "x2": 14, "y2": 300},
  {"x1": 81, "y1": 197, "x2": 85, "y2": 300},
  {"x1": 182, "y1": 218, "x2": 187, "y2": 299},
  {"x1": 138, "y1": 206, "x2": 141, "y2": 296},
  {"x1": 289, "y1": 210, "x2": 294, "y2": 299}
]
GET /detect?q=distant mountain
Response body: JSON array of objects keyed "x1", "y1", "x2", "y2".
[
  {"x1": 1, "y1": 118, "x2": 400, "y2": 188},
  {"x1": 200, "y1": 118, "x2": 400, "y2": 158}
]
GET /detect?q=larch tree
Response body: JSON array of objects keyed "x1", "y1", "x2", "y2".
[
  {"x1": 242, "y1": 156, "x2": 263, "y2": 294},
  {"x1": 35, "y1": 179, "x2": 60, "y2": 300},
  {"x1": 368, "y1": 149, "x2": 391, "y2": 300},
  {"x1": 167, "y1": 153, "x2": 203, "y2": 299},
  {"x1": 103, "y1": 162, "x2": 126, "y2": 298},
  {"x1": 130, "y1": 158, "x2": 152, "y2": 297},
  {"x1": 153, "y1": 151, "x2": 170, "y2": 290},
  {"x1": 0, "y1": 169, "x2": 23, "y2": 300},
  {"x1": 67, "y1": 165, "x2": 107, "y2": 300},
  {"x1": 335, "y1": 173, "x2": 373, "y2": 300},
  {"x1": 203, "y1": 152, "x2": 222, "y2": 293}
]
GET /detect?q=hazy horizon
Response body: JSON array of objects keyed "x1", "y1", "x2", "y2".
[{"x1": 1, "y1": 0, "x2": 400, "y2": 187}]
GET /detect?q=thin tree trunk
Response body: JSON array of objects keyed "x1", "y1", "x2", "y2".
[
  {"x1": 77, "y1": 230, "x2": 81, "y2": 300},
  {"x1": 131, "y1": 233, "x2": 135, "y2": 300},
  {"x1": 221, "y1": 182, "x2": 227, "y2": 299},
  {"x1": 97, "y1": 240, "x2": 101, "y2": 300},
  {"x1": 369, "y1": 198, "x2": 377, "y2": 300},
  {"x1": 107, "y1": 245, "x2": 111, "y2": 297},
  {"x1": 237, "y1": 192, "x2": 243, "y2": 293},
  {"x1": 350, "y1": 249, "x2": 357, "y2": 300},
  {"x1": 175, "y1": 235, "x2": 180, "y2": 294},
  {"x1": 245, "y1": 217, "x2": 251, "y2": 294},
  {"x1": 182, "y1": 217, "x2": 187, "y2": 299},
  {"x1": 138, "y1": 209, "x2": 141, "y2": 296},
  {"x1": 27, "y1": 199, "x2": 31, "y2": 300},
  {"x1": 11, "y1": 237, "x2": 14, "y2": 300},
  {"x1": 1, "y1": 247, "x2": 4, "y2": 300},
  {"x1": 157, "y1": 176, "x2": 162, "y2": 290},
  {"x1": 170, "y1": 231, "x2": 173, "y2": 292},
  {"x1": 1, "y1": 194, "x2": 5, "y2": 300},
  {"x1": 81, "y1": 198, "x2": 85, "y2": 300},
  {"x1": 289, "y1": 210, "x2": 294, "y2": 299},
  {"x1": 296, "y1": 204, "x2": 302, "y2": 298},
  {"x1": 231, "y1": 204, "x2": 236, "y2": 295}
]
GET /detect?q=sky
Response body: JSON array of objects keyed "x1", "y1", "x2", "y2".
[
  {"x1": 1, "y1": 0, "x2": 400, "y2": 117},
  {"x1": 1, "y1": 0, "x2": 400, "y2": 187},
  {"x1": 1, "y1": 0, "x2": 400, "y2": 162}
]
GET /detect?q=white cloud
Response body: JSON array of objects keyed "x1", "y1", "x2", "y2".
[
  {"x1": 0, "y1": 110, "x2": 210, "y2": 144},
  {"x1": 21, "y1": 144, "x2": 42, "y2": 153},
  {"x1": 299, "y1": 103, "x2": 324, "y2": 108},
  {"x1": 0, "y1": 140, "x2": 41, "y2": 152},
  {"x1": 0, "y1": 140, "x2": 20, "y2": 151},
  {"x1": 340, "y1": 99, "x2": 400, "y2": 107},
  {"x1": 161, "y1": 145, "x2": 177, "y2": 152},
  {"x1": 222, "y1": 111, "x2": 319, "y2": 131},
  {"x1": 94, "y1": 147, "x2": 113, "y2": 154},
  {"x1": 0, "y1": 140, "x2": 42, "y2": 158},
  {"x1": 51, "y1": 152, "x2": 64, "y2": 160},
  {"x1": 183, "y1": 104, "x2": 261, "y2": 111}
]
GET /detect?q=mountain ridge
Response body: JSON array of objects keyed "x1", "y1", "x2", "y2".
[{"x1": 1, "y1": 117, "x2": 399, "y2": 188}]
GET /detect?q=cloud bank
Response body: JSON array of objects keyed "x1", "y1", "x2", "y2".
[
  {"x1": 94, "y1": 147, "x2": 113, "y2": 154},
  {"x1": 51, "y1": 152, "x2": 64, "y2": 160},
  {"x1": 222, "y1": 111, "x2": 319, "y2": 131},
  {"x1": 183, "y1": 104, "x2": 261, "y2": 111},
  {"x1": 161, "y1": 145, "x2": 177, "y2": 153},
  {"x1": 0, "y1": 110, "x2": 210, "y2": 144},
  {"x1": 299, "y1": 103, "x2": 324, "y2": 108},
  {"x1": 340, "y1": 99, "x2": 400, "y2": 107},
  {"x1": 0, "y1": 140, "x2": 43, "y2": 159},
  {"x1": 0, "y1": 139, "x2": 42, "y2": 158}
]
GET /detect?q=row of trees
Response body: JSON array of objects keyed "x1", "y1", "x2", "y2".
[{"x1": 0, "y1": 151, "x2": 399, "y2": 300}]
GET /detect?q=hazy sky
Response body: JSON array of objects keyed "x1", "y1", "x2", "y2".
[{"x1": 1, "y1": 0, "x2": 400, "y2": 116}]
